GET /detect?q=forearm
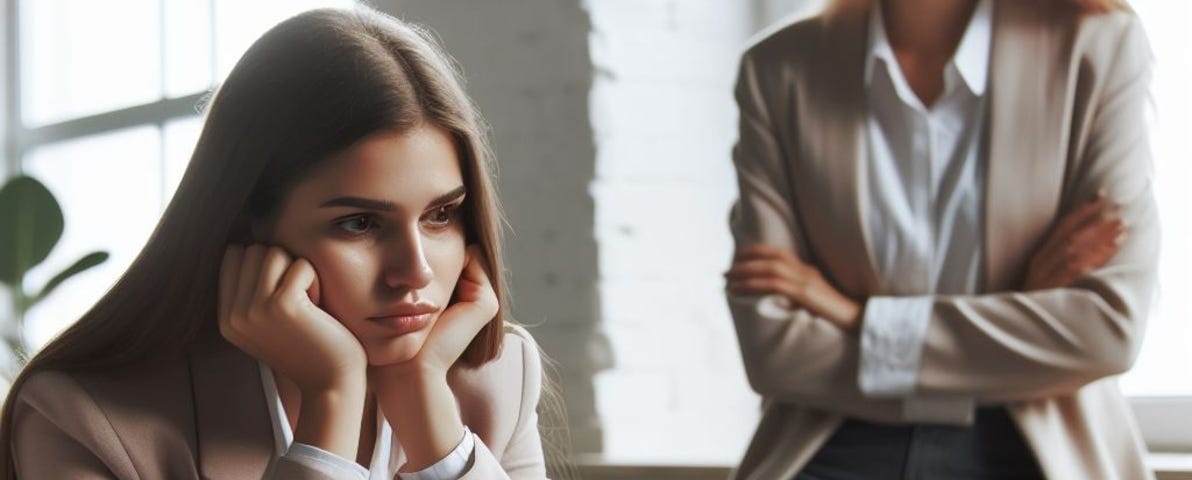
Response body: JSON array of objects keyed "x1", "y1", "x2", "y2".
[
  {"x1": 293, "y1": 376, "x2": 368, "y2": 461},
  {"x1": 384, "y1": 367, "x2": 467, "y2": 473},
  {"x1": 914, "y1": 281, "x2": 1152, "y2": 401},
  {"x1": 731, "y1": 295, "x2": 915, "y2": 423}
]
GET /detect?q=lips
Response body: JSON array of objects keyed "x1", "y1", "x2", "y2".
[
  {"x1": 367, "y1": 302, "x2": 438, "y2": 336},
  {"x1": 369, "y1": 302, "x2": 438, "y2": 319}
]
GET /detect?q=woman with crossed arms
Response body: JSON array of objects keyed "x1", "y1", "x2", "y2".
[{"x1": 725, "y1": 0, "x2": 1157, "y2": 478}]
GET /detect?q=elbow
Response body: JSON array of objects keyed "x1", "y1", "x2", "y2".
[
  {"x1": 1090, "y1": 341, "x2": 1134, "y2": 378},
  {"x1": 1090, "y1": 327, "x2": 1142, "y2": 378},
  {"x1": 1067, "y1": 282, "x2": 1151, "y2": 378},
  {"x1": 1083, "y1": 309, "x2": 1145, "y2": 379},
  {"x1": 741, "y1": 357, "x2": 778, "y2": 397}
]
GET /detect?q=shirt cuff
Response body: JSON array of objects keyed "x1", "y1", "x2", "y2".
[
  {"x1": 284, "y1": 443, "x2": 369, "y2": 479},
  {"x1": 754, "y1": 294, "x2": 796, "y2": 319},
  {"x1": 859, "y1": 295, "x2": 934, "y2": 397},
  {"x1": 397, "y1": 427, "x2": 476, "y2": 480}
]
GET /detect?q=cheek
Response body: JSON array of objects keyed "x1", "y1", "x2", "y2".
[
  {"x1": 303, "y1": 244, "x2": 380, "y2": 321},
  {"x1": 427, "y1": 235, "x2": 467, "y2": 303}
]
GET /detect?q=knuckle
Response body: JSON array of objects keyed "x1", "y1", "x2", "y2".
[
  {"x1": 263, "y1": 296, "x2": 291, "y2": 318},
  {"x1": 765, "y1": 263, "x2": 781, "y2": 276},
  {"x1": 248, "y1": 301, "x2": 270, "y2": 322}
]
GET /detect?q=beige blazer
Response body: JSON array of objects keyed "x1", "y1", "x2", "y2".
[
  {"x1": 727, "y1": 0, "x2": 1158, "y2": 479},
  {"x1": 10, "y1": 324, "x2": 546, "y2": 479}
]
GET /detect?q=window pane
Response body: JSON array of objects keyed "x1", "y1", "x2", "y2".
[
  {"x1": 213, "y1": 0, "x2": 355, "y2": 80},
  {"x1": 21, "y1": 126, "x2": 162, "y2": 349},
  {"x1": 21, "y1": 0, "x2": 162, "y2": 126},
  {"x1": 163, "y1": 115, "x2": 204, "y2": 204},
  {"x1": 164, "y1": 0, "x2": 214, "y2": 97},
  {"x1": 1119, "y1": 0, "x2": 1192, "y2": 397}
]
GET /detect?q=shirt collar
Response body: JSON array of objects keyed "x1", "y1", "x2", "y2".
[{"x1": 865, "y1": 0, "x2": 992, "y2": 96}]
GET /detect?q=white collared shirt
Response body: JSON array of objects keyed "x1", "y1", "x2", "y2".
[
  {"x1": 259, "y1": 362, "x2": 475, "y2": 479},
  {"x1": 856, "y1": 0, "x2": 993, "y2": 421}
]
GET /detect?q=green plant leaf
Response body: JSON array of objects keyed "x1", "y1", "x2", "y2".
[
  {"x1": 29, "y1": 251, "x2": 109, "y2": 308},
  {"x1": 0, "y1": 176, "x2": 65, "y2": 287}
]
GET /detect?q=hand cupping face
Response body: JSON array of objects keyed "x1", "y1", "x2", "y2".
[{"x1": 222, "y1": 125, "x2": 495, "y2": 386}]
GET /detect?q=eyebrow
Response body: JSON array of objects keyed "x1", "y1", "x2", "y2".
[{"x1": 319, "y1": 185, "x2": 467, "y2": 211}]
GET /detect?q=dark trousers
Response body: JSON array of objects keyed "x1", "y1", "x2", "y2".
[{"x1": 795, "y1": 407, "x2": 1046, "y2": 480}]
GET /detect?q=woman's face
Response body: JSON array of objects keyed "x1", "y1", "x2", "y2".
[{"x1": 267, "y1": 125, "x2": 468, "y2": 366}]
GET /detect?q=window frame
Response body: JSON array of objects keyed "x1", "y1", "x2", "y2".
[{"x1": 4, "y1": 0, "x2": 207, "y2": 182}]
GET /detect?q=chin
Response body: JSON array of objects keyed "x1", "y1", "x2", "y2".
[{"x1": 364, "y1": 331, "x2": 428, "y2": 366}]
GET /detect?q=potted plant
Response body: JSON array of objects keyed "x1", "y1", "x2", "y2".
[{"x1": 0, "y1": 174, "x2": 108, "y2": 378}]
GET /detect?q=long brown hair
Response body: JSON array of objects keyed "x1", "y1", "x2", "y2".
[{"x1": 0, "y1": 6, "x2": 509, "y2": 475}]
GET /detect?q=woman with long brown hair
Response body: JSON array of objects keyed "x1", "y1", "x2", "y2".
[
  {"x1": 725, "y1": 0, "x2": 1156, "y2": 478},
  {"x1": 1, "y1": 6, "x2": 549, "y2": 479}
]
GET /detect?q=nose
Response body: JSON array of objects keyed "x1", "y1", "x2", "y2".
[{"x1": 382, "y1": 226, "x2": 433, "y2": 291}]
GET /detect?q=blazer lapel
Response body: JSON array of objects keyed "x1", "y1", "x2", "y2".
[
  {"x1": 801, "y1": 0, "x2": 882, "y2": 296},
  {"x1": 189, "y1": 334, "x2": 275, "y2": 479},
  {"x1": 983, "y1": 0, "x2": 1069, "y2": 291}
]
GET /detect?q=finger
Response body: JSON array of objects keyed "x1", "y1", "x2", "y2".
[
  {"x1": 734, "y1": 244, "x2": 793, "y2": 263},
  {"x1": 276, "y1": 257, "x2": 318, "y2": 306},
  {"x1": 461, "y1": 245, "x2": 495, "y2": 289},
  {"x1": 724, "y1": 259, "x2": 789, "y2": 280},
  {"x1": 1064, "y1": 219, "x2": 1125, "y2": 270},
  {"x1": 1040, "y1": 244, "x2": 1100, "y2": 288},
  {"x1": 308, "y1": 265, "x2": 322, "y2": 307},
  {"x1": 1031, "y1": 201, "x2": 1117, "y2": 286},
  {"x1": 257, "y1": 246, "x2": 292, "y2": 301},
  {"x1": 235, "y1": 244, "x2": 268, "y2": 315},
  {"x1": 431, "y1": 247, "x2": 498, "y2": 345},
  {"x1": 726, "y1": 277, "x2": 782, "y2": 296},
  {"x1": 729, "y1": 277, "x2": 807, "y2": 304},
  {"x1": 733, "y1": 246, "x2": 808, "y2": 276},
  {"x1": 219, "y1": 245, "x2": 245, "y2": 323},
  {"x1": 1068, "y1": 213, "x2": 1123, "y2": 249},
  {"x1": 1041, "y1": 195, "x2": 1112, "y2": 254}
]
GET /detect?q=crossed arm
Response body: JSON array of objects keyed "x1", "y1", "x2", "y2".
[{"x1": 726, "y1": 17, "x2": 1157, "y2": 420}]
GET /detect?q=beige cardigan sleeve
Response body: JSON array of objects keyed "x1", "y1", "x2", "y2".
[
  {"x1": 10, "y1": 372, "x2": 134, "y2": 479},
  {"x1": 727, "y1": 49, "x2": 911, "y2": 424},
  {"x1": 10, "y1": 371, "x2": 363, "y2": 480},
  {"x1": 459, "y1": 329, "x2": 548, "y2": 479},
  {"x1": 914, "y1": 16, "x2": 1158, "y2": 403}
]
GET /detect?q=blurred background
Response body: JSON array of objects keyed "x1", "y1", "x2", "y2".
[{"x1": 1, "y1": 0, "x2": 1189, "y2": 478}]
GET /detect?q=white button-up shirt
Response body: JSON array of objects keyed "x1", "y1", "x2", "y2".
[{"x1": 856, "y1": 0, "x2": 992, "y2": 421}]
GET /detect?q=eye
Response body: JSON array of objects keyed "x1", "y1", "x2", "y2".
[
  {"x1": 423, "y1": 203, "x2": 461, "y2": 229},
  {"x1": 334, "y1": 214, "x2": 379, "y2": 235}
]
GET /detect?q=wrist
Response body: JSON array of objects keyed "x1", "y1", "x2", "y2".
[
  {"x1": 826, "y1": 293, "x2": 864, "y2": 333},
  {"x1": 299, "y1": 369, "x2": 367, "y2": 399},
  {"x1": 846, "y1": 299, "x2": 865, "y2": 333},
  {"x1": 293, "y1": 381, "x2": 367, "y2": 461},
  {"x1": 379, "y1": 369, "x2": 465, "y2": 472}
]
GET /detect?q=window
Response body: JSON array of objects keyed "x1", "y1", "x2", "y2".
[
  {"x1": 1115, "y1": 0, "x2": 1192, "y2": 452},
  {"x1": 5, "y1": 0, "x2": 352, "y2": 350}
]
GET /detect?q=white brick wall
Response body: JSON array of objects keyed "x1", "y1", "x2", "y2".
[
  {"x1": 384, "y1": 0, "x2": 610, "y2": 453},
  {"x1": 384, "y1": 0, "x2": 826, "y2": 461},
  {"x1": 586, "y1": 0, "x2": 760, "y2": 462}
]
